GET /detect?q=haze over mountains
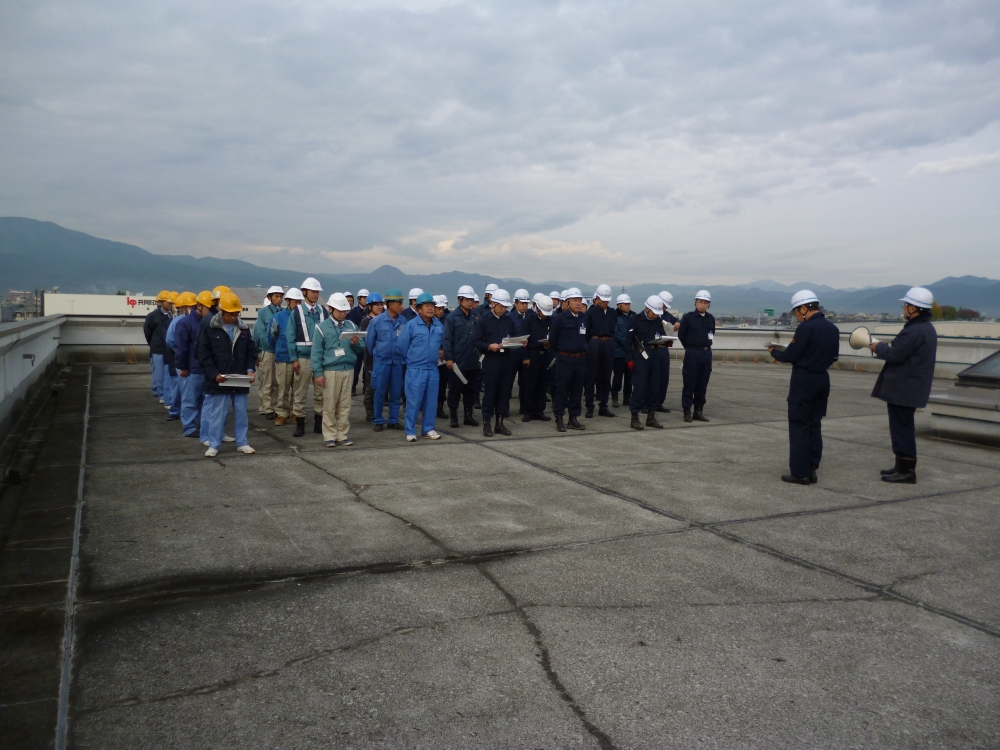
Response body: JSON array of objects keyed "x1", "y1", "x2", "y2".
[{"x1": 2, "y1": 218, "x2": 997, "y2": 316}]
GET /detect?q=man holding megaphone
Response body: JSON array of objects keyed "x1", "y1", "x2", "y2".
[{"x1": 768, "y1": 291, "x2": 841, "y2": 485}]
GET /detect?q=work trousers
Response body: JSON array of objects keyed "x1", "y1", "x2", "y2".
[
  {"x1": 256, "y1": 351, "x2": 277, "y2": 414},
  {"x1": 372, "y1": 360, "x2": 403, "y2": 425},
  {"x1": 585, "y1": 338, "x2": 614, "y2": 409},
  {"x1": 202, "y1": 391, "x2": 249, "y2": 450},
  {"x1": 404, "y1": 367, "x2": 439, "y2": 437},
  {"x1": 437, "y1": 364, "x2": 448, "y2": 405},
  {"x1": 630, "y1": 348, "x2": 661, "y2": 414},
  {"x1": 321, "y1": 369, "x2": 353, "y2": 442},
  {"x1": 291, "y1": 357, "x2": 323, "y2": 418},
  {"x1": 363, "y1": 363, "x2": 376, "y2": 420},
  {"x1": 180, "y1": 373, "x2": 205, "y2": 437},
  {"x1": 166, "y1": 370, "x2": 181, "y2": 417},
  {"x1": 553, "y1": 354, "x2": 586, "y2": 417},
  {"x1": 656, "y1": 347, "x2": 672, "y2": 407},
  {"x1": 612, "y1": 357, "x2": 632, "y2": 403},
  {"x1": 273, "y1": 361, "x2": 295, "y2": 418},
  {"x1": 446, "y1": 366, "x2": 480, "y2": 412},
  {"x1": 787, "y1": 369, "x2": 830, "y2": 478},
  {"x1": 522, "y1": 350, "x2": 551, "y2": 416},
  {"x1": 151, "y1": 354, "x2": 165, "y2": 398},
  {"x1": 352, "y1": 355, "x2": 363, "y2": 394},
  {"x1": 681, "y1": 348, "x2": 712, "y2": 410},
  {"x1": 887, "y1": 403, "x2": 918, "y2": 460},
  {"x1": 481, "y1": 353, "x2": 513, "y2": 421}
]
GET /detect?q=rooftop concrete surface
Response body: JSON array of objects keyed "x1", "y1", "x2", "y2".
[{"x1": 3, "y1": 361, "x2": 999, "y2": 748}]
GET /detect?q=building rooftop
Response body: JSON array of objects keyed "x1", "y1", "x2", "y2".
[{"x1": 3, "y1": 362, "x2": 999, "y2": 747}]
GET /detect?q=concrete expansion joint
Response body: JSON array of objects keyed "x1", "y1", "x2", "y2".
[{"x1": 521, "y1": 595, "x2": 881, "y2": 612}]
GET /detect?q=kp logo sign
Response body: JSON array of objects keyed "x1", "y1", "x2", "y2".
[{"x1": 126, "y1": 297, "x2": 138, "y2": 308}]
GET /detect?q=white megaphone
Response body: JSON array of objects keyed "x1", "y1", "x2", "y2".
[{"x1": 849, "y1": 326, "x2": 879, "y2": 355}]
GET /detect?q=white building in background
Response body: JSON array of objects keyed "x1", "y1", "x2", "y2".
[{"x1": 42, "y1": 288, "x2": 271, "y2": 321}]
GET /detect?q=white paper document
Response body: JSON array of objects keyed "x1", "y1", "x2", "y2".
[
  {"x1": 452, "y1": 363, "x2": 468, "y2": 384},
  {"x1": 340, "y1": 330, "x2": 366, "y2": 340},
  {"x1": 765, "y1": 343, "x2": 786, "y2": 351},
  {"x1": 500, "y1": 335, "x2": 530, "y2": 348},
  {"x1": 218, "y1": 374, "x2": 253, "y2": 388}
]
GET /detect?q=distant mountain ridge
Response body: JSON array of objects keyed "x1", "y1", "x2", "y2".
[{"x1": 1, "y1": 218, "x2": 997, "y2": 316}]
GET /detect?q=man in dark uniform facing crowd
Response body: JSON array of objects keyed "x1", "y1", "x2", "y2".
[
  {"x1": 584, "y1": 284, "x2": 617, "y2": 419},
  {"x1": 473, "y1": 289, "x2": 516, "y2": 437},
  {"x1": 549, "y1": 288, "x2": 588, "y2": 432},
  {"x1": 678, "y1": 290, "x2": 715, "y2": 423},
  {"x1": 768, "y1": 290, "x2": 841, "y2": 485}
]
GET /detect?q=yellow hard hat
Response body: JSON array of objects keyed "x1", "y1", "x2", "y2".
[
  {"x1": 212, "y1": 285, "x2": 231, "y2": 300},
  {"x1": 166, "y1": 291, "x2": 180, "y2": 303},
  {"x1": 196, "y1": 290, "x2": 213, "y2": 307},
  {"x1": 156, "y1": 289, "x2": 172, "y2": 302},
  {"x1": 219, "y1": 292, "x2": 243, "y2": 314},
  {"x1": 177, "y1": 291, "x2": 197, "y2": 307}
]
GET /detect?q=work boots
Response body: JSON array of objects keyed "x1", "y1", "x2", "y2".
[
  {"x1": 463, "y1": 408, "x2": 479, "y2": 427},
  {"x1": 483, "y1": 419, "x2": 493, "y2": 437},
  {"x1": 314, "y1": 414, "x2": 323, "y2": 434},
  {"x1": 555, "y1": 415, "x2": 567, "y2": 432},
  {"x1": 599, "y1": 406, "x2": 616, "y2": 417},
  {"x1": 693, "y1": 407, "x2": 709, "y2": 422},
  {"x1": 882, "y1": 457, "x2": 917, "y2": 484},
  {"x1": 880, "y1": 456, "x2": 901, "y2": 476},
  {"x1": 683, "y1": 409, "x2": 693, "y2": 423},
  {"x1": 495, "y1": 416, "x2": 511, "y2": 436},
  {"x1": 646, "y1": 412, "x2": 663, "y2": 429},
  {"x1": 585, "y1": 407, "x2": 594, "y2": 418},
  {"x1": 437, "y1": 401, "x2": 447, "y2": 419},
  {"x1": 292, "y1": 417, "x2": 306, "y2": 437},
  {"x1": 449, "y1": 408, "x2": 460, "y2": 429},
  {"x1": 630, "y1": 413, "x2": 644, "y2": 430},
  {"x1": 274, "y1": 416, "x2": 287, "y2": 426},
  {"x1": 612, "y1": 396, "x2": 619, "y2": 408},
  {"x1": 568, "y1": 415, "x2": 585, "y2": 430}
]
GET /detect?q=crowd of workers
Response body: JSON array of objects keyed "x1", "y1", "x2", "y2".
[{"x1": 143, "y1": 279, "x2": 938, "y2": 485}]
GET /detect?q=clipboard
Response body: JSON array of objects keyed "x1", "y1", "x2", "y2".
[
  {"x1": 765, "y1": 343, "x2": 786, "y2": 351},
  {"x1": 218, "y1": 374, "x2": 253, "y2": 388},
  {"x1": 500, "y1": 335, "x2": 529, "y2": 349},
  {"x1": 340, "y1": 330, "x2": 366, "y2": 341}
]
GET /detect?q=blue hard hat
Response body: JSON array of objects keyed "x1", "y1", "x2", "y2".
[
  {"x1": 415, "y1": 292, "x2": 435, "y2": 306},
  {"x1": 367, "y1": 292, "x2": 384, "y2": 304}
]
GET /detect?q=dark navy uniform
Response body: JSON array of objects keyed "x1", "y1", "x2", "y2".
[
  {"x1": 584, "y1": 303, "x2": 617, "y2": 412},
  {"x1": 549, "y1": 310, "x2": 588, "y2": 418},
  {"x1": 400, "y1": 306, "x2": 418, "y2": 322},
  {"x1": 509, "y1": 309, "x2": 531, "y2": 410},
  {"x1": 522, "y1": 310, "x2": 552, "y2": 419},
  {"x1": 443, "y1": 306, "x2": 482, "y2": 417},
  {"x1": 628, "y1": 312, "x2": 667, "y2": 414},
  {"x1": 656, "y1": 311, "x2": 679, "y2": 410},
  {"x1": 473, "y1": 311, "x2": 516, "y2": 422},
  {"x1": 612, "y1": 309, "x2": 635, "y2": 405},
  {"x1": 771, "y1": 313, "x2": 841, "y2": 479},
  {"x1": 678, "y1": 310, "x2": 716, "y2": 412}
]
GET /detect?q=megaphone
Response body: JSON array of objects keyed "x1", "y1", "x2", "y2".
[{"x1": 849, "y1": 326, "x2": 879, "y2": 355}]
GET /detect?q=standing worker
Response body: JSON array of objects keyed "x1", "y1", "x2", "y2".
[
  {"x1": 612, "y1": 294, "x2": 634, "y2": 408},
  {"x1": 311, "y1": 293, "x2": 365, "y2": 447},
  {"x1": 767, "y1": 290, "x2": 841, "y2": 485},
  {"x1": 678, "y1": 290, "x2": 715, "y2": 423},
  {"x1": 287, "y1": 277, "x2": 328, "y2": 437},
  {"x1": 253, "y1": 285, "x2": 286, "y2": 420},
  {"x1": 473, "y1": 289, "x2": 516, "y2": 437},
  {"x1": 366, "y1": 288, "x2": 406, "y2": 432},
  {"x1": 655, "y1": 291, "x2": 681, "y2": 413},
  {"x1": 269, "y1": 288, "x2": 301, "y2": 426},
  {"x1": 549, "y1": 288, "x2": 588, "y2": 432},
  {"x1": 144, "y1": 290, "x2": 173, "y2": 402},
  {"x1": 401, "y1": 288, "x2": 423, "y2": 322},
  {"x1": 359, "y1": 293, "x2": 384, "y2": 422},
  {"x1": 442, "y1": 285, "x2": 482, "y2": 429},
  {"x1": 396, "y1": 293, "x2": 445, "y2": 442},
  {"x1": 869, "y1": 287, "x2": 938, "y2": 484},
  {"x1": 164, "y1": 292, "x2": 193, "y2": 422},
  {"x1": 522, "y1": 293, "x2": 554, "y2": 422},
  {"x1": 348, "y1": 289, "x2": 369, "y2": 395},
  {"x1": 174, "y1": 290, "x2": 212, "y2": 439},
  {"x1": 584, "y1": 284, "x2": 617, "y2": 418},
  {"x1": 628, "y1": 296, "x2": 668, "y2": 430},
  {"x1": 196, "y1": 292, "x2": 257, "y2": 457},
  {"x1": 434, "y1": 296, "x2": 450, "y2": 418}
]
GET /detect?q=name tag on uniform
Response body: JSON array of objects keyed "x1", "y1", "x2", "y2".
[
  {"x1": 579, "y1": 325, "x2": 586, "y2": 335},
  {"x1": 641, "y1": 351, "x2": 649, "y2": 359},
  {"x1": 708, "y1": 332, "x2": 714, "y2": 340},
  {"x1": 334, "y1": 348, "x2": 346, "y2": 357}
]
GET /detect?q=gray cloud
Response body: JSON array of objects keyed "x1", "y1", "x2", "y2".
[{"x1": 1, "y1": 0, "x2": 998, "y2": 285}]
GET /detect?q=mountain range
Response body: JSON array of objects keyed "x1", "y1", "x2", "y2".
[{"x1": 2, "y1": 217, "x2": 997, "y2": 317}]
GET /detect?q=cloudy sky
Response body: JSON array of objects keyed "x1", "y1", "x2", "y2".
[{"x1": 2, "y1": 0, "x2": 998, "y2": 286}]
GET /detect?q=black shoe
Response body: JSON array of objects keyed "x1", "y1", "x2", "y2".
[
  {"x1": 535, "y1": 413, "x2": 552, "y2": 422},
  {"x1": 810, "y1": 469, "x2": 818, "y2": 484},
  {"x1": 599, "y1": 407, "x2": 615, "y2": 417},
  {"x1": 474, "y1": 397, "x2": 481, "y2": 408},
  {"x1": 612, "y1": 396, "x2": 619, "y2": 408},
  {"x1": 449, "y1": 409, "x2": 460, "y2": 429},
  {"x1": 292, "y1": 417, "x2": 306, "y2": 437},
  {"x1": 630, "y1": 414, "x2": 644, "y2": 430},
  {"x1": 495, "y1": 416, "x2": 511, "y2": 436},
  {"x1": 313, "y1": 414, "x2": 323, "y2": 434},
  {"x1": 555, "y1": 415, "x2": 566, "y2": 432},
  {"x1": 351, "y1": 389, "x2": 357, "y2": 397},
  {"x1": 483, "y1": 421, "x2": 493, "y2": 437},
  {"x1": 464, "y1": 410, "x2": 479, "y2": 427},
  {"x1": 387, "y1": 422, "x2": 403, "y2": 430},
  {"x1": 640, "y1": 408, "x2": 648, "y2": 415},
  {"x1": 585, "y1": 407, "x2": 594, "y2": 418},
  {"x1": 166, "y1": 414, "x2": 179, "y2": 421},
  {"x1": 437, "y1": 403, "x2": 447, "y2": 419},
  {"x1": 521, "y1": 414, "x2": 532, "y2": 423},
  {"x1": 646, "y1": 413, "x2": 663, "y2": 429},
  {"x1": 683, "y1": 409, "x2": 693, "y2": 423},
  {"x1": 365, "y1": 415, "x2": 374, "y2": 423},
  {"x1": 265, "y1": 412, "x2": 276, "y2": 420},
  {"x1": 657, "y1": 406, "x2": 671, "y2": 414},
  {"x1": 373, "y1": 423, "x2": 384, "y2": 432},
  {"x1": 623, "y1": 396, "x2": 630, "y2": 407},
  {"x1": 781, "y1": 474, "x2": 811, "y2": 485},
  {"x1": 693, "y1": 407, "x2": 709, "y2": 422},
  {"x1": 568, "y1": 415, "x2": 585, "y2": 430},
  {"x1": 882, "y1": 458, "x2": 917, "y2": 484},
  {"x1": 880, "y1": 456, "x2": 901, "y2": 476}
]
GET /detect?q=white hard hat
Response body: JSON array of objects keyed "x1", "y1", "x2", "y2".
[
  {"x1": 566, "y1": 287, "x2": 583, "y2": 299},
  {"x1": 491, "y1": 289, "x2": 512, "y2": 307},
  {"x1": 901, "y1": 286, "x2": 933, "y2": 308},
  {"x1": 327, "y1": 293, "x2": 351, "y2": 312},
  {"x1": 301, "y1": 277, "x2": 323, "y2": 292},
  {"x1": 695, "y1": 289, "x2": 712, "y2": 302},
  {"x1": 616, "y1": 293, "x2": 631, "y2": 305},
  {"x1": 646, "y1": 295, "x2": 665, "y2": 314},
  {"x1": 514, "y1": 288, "x2": 530, "y2": 302},
  {"x1": 434, "y1": 295, "x2": 448, "y2": 308},
  {"x1": 658, "y1": 291, "x2": 673, "y2": 307},
  {"x1": 357, "y1": 288, "x2": 369, "y2": 297},
  {"x1": 559, "y1": 290, "x2": 570, "y2": 300},
  {"x1": 344, "y1": 291, "x2": 354, "y2": 298},
  {"x1": 473, "y1": 293, "x2": 480, "y2": 302},
  {"x1": 485, "y1": 283, "x2": 499, "y2": 294},
  {"x1": 457, "y1": 284, "x2": 475, "y2": 298},
  {"x1": 533, "y1": 294, "x2": 554, "y2": 315},
  {"x1": 408, "y1": 287, "x2": 423, "y2": 300},
  {"x1": 595, "y1": 284, "x2": 612, "y2": 302},
  {"x1": 790, "y1": 289, "x2": 819, "y2": 309},
  {"x1": 550, "y1": 291, "x2": 560, "y2": 298},
  {"x1": 266, "y1": 285, "x2": 285, "y2": 296},
  {"x1": 284, "y1": 287, "x2": 304, "y2": 301}
]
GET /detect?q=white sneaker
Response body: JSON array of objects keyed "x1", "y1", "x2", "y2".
[
  {"x1": 204, "y1": 447, "x2": 218, "y2": 457},
  {"x1": 222, "y1": 435, "x2": 235, "y2": 443},
  {"x1": 422, "y1": 430, "x2": 441, "y2": 440},
  {"x1": 201, "y1": 440, "x2": 210, "y2": 447},
  {"x1": 158, "y1": 398, "x2": 164, "y2": 404},
  {"x1": 406, "y1": 434, "x2": 417, "y2": 442},
  {"x1": 236, "y1": 445, "x2": 256, "y2": 454}
]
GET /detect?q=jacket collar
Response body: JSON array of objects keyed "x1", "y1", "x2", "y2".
[
  {"x1": 210, "y1": 312, "x2": 248, "y2": 330},
  {"x1": 904, "y1": 310, "x2": 932, "y2": 327}
]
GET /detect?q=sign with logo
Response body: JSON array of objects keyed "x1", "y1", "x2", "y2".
[{"x1": 764, "y1": 308, "x2": 775, "y2": 317}]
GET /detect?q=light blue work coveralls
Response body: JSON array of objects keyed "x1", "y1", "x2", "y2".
[
  {"x1": 365, "y1": 311, "x2": 405, "y2": 426},
  {"x1": 396, "y1": 314, "x2": 444, "y2": 437}
]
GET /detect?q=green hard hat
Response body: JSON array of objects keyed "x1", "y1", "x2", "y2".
[
  {"x1": 383, "y1": 288, "x2": 404, "y2": 302},
  {"x1": 416, "y1": 292, "x2": 435, "y2": 306}
]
